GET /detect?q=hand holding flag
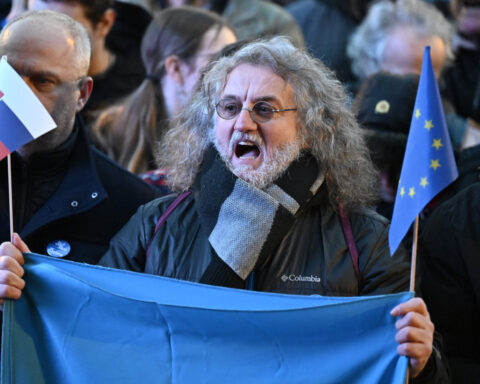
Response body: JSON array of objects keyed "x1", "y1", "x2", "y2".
[{"x1": 389, "y1": 47, "x2": 458, "y2": 256}]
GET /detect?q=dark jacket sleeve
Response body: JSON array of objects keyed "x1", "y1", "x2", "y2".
[{"x1": 411, "y1": 334, "x2": 451, "y2": 384}]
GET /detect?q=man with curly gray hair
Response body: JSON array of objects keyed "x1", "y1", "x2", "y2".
[
  {"x1": 348, "y1": 0, "x2": 453, "y2": 80},
  {"x1": 1, "y1": 37, "x2": 448, "y2": 381},
  {"x1": 105, "y1": 36, "x2": 446, "y2": 381}
]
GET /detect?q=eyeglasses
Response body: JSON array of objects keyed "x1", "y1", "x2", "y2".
[{"x1": 216, "y1": 99, "x2": 297, "y2": 123}]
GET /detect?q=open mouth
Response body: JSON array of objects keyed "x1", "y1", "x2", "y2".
[{"x1": 234, "y1": 140, "x2": 261, "y2": 159}]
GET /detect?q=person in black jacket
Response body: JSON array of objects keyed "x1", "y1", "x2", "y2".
[
  {"x1": 0, "y1": 10, "x2": 159, "y2": 263},
  {"x1": 109, "y1": 37, "x2": 444, "y2": 382},
  {"x1": 420, "y1": 182, "x2": 480, "y2": 383}
]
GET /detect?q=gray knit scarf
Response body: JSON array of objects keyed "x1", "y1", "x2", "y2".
[{"x1": 194, "y1": 145, "x2": 324, "y2": 288}]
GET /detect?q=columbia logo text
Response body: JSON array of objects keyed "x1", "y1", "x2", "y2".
[{"x1": 280, "y1": 274, "x2": 321, "y2": 283}]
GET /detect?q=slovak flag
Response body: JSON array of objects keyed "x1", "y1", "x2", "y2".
[{"x1": 0, "y1": 56, "x2": 56, "y2": 161}]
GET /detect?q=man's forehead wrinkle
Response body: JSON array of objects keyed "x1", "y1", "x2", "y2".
[
  {"x1": 223, "y1": 77, "x2": 284, "y2": 102},
  {"x1": 222, "y1": 72, "x2": 251, "y2": 100},
  {"x1": 219, "y1": 64, "x2": 294, "y2": 111},
  {"x1": 220, "y1": 93, "x2": 282, "y2": 106},
  {"x1": 3, "y1": 49, "x2": 61, "y2": 78},
  {"x1": 11, "y1": 64, "x2": 60, "y2": 80}
]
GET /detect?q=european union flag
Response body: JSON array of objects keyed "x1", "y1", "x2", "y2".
[{"x1": 389, "y1": 47, "x2": 458, "y2": 255}]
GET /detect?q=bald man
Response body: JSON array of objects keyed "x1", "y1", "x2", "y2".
[
  {"x1": 27, "y1": 0, "x2": 150, "y2": 127},
  {"x1": 0, "y1": 10, "x2": 159, "y2": 263}
]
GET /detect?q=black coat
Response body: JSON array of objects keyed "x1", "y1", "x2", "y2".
[
  {"x1": 0, "y1": 116, "x2": 161, "y2": 264},
  {"x1": 420, "y1": 182, "x2": 480, "y2": 383},
  {"x1": 100, "y1": 191, "x2": 411, "y2": 296}
]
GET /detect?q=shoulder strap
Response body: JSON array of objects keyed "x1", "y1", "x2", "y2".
[
  {"x1": 146, "y1": 191, "x2": 192, "y2": 259},
  {"x1": 338, "y1": 204, "x2": 362, "y2": 291}
]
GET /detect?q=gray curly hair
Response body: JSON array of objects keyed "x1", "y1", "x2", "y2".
[
  {"x1": 158, "y1": 36, "x2": 378, "y2": 210},
  {"x1": 348, "y1": 0, "x2": 454, "y2": 80}
]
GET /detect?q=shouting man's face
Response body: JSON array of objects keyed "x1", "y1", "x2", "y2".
[{"x1": 214, "y1": 64, "x2": 301, "y2": 189}]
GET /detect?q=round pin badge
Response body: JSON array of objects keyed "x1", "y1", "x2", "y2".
[
  {"x1": 46, "y1": 240, "x2": 71, "y2": 258},
  {"x1": 375, "y1": 100, "x2": 390, "y2": 114}
]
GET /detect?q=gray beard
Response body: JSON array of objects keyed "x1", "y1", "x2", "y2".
[{"x1": 212, "y1": 130, "x2": 303, "y2": 190}]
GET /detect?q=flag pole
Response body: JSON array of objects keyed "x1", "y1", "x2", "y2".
[
  {"x1": 0, "y1": 57, "x2": 56, "y2": 242},
  {"x1": 409, "y1": 216, "x2": 419, "y2": 292},
  {"x1": 405, "y1": 216, "x2": 420, "y2": 384},
  {"x1": 7, "y1": 154, "x2": 14, "y2": 241}
]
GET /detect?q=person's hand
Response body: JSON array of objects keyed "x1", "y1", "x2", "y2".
[
  {"x1": 391, "y1": 297, "x2": 434, "y2": 378},
  {"x1": 0, "y1": 233, "x2": 30, "y2": 308}
]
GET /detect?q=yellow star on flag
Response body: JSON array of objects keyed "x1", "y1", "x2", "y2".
[
  {"x1": 432, "y1": 138, "x2": 443, "y2": 150},
  {"x1": 424, "y1": 120, "x2": 434, "y2": 131},
  {"x1": 409, "y1": 187, "x2": 415, "y2": 198},
  {"x1": 415, "y1": 109, "x2": 421, "y2": 119},
  {"x1": 430, "y1": 159, "x2": 441, "y2": 171},
  {"x1": 400, "y1": 186, "x2": 405, "y2": 197},
  {"x1": 420, "y1": 177, "x2": 429, "y2": 188}
]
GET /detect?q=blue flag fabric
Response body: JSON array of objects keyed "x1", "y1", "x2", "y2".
[
  {"x1": 2, "y1": 254, "x2": 411, "y2": 384},
  {"x1": 389, "y1": 47, "x2": 458, "y2": 255}
]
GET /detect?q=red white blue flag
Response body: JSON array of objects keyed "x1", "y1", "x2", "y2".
[{"x1": 0, "y1": 57, "x2": 56, "y2": 160}]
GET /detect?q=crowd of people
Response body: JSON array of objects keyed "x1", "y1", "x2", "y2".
[{"x1": 0, "y1": 0, "x2": 478, "y2": 382}]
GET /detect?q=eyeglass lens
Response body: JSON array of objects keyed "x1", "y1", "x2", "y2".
[{"x1": 216, "y1": 100, "x2": 275, "y2": 123}]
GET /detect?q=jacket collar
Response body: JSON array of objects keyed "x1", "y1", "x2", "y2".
[{"x1": 20, "y1": 115, "x2": 107, "y2": 238}]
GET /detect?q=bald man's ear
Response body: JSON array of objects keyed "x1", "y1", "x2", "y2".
[
  {"x1": 95, "y1": 8, "x2": 116, "y2": 40},
  {"x1": 76, "y1": 77, "x2": 93, "y2": 112}
]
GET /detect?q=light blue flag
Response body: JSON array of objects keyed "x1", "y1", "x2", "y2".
[
  {"x1": 389, "y1": 46, "x2": 458, "y2": 255},
  {"x1": 2, "y1": 253, "x2": 411, "y2": 384}
]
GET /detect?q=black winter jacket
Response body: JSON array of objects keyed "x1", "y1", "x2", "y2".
[
  {"x1": 420, "y1": 182, "x2": 480, "y2": 383},
  {"x1": 100, "y1": 190, "x2": 411, "y2": 295},
  {"x1": 0, "y1": 116, "x2": 160, "y2": 264}
]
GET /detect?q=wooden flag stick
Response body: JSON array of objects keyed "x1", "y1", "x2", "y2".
[
  {"x1": 410, "y1": 215, "x2": 420, "y2": 292},
  {"x1": 405, "y1": 215, "x2": 420, "y2": 384},
  {"x1": 7, "y1": 154, "x2": 14, "y2": 241}
]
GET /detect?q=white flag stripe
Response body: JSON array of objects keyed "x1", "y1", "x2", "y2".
[{"x1": 0, "y1": 58, "x2": 56, "y2": 138}]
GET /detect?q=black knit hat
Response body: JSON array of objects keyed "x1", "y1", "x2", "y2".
[
  {"x1": 353, "y1": 71, "x2": 420, "y2": 137},
  {"x1": 353, "y1": 72, "x2": 420, "y2": 190}
]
